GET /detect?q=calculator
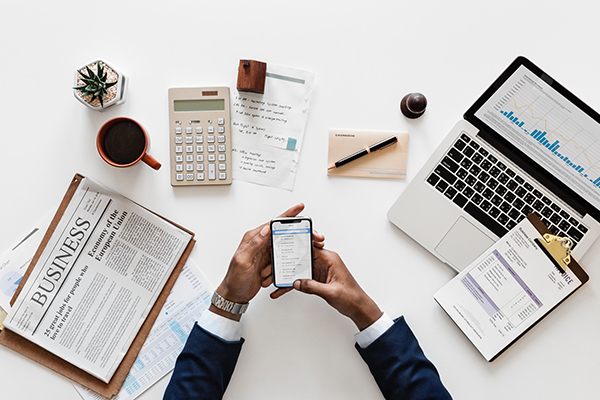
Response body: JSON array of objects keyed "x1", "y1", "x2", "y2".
[{"x1": 168, "y1": 87, "x2": 232, "y2": 186}]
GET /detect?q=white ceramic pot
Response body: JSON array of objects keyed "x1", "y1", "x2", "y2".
[{"x1": 73, "y1": 59, "x2": 127, "y2": 111}]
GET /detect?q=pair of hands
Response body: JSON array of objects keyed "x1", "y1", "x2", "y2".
[{"x1": 211, "y1": 204, "x2": 382, "y2": 331}]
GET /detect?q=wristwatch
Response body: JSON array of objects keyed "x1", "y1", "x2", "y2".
[{"x1": 211, "y1": 291, "x2": 249, "y2": 315}]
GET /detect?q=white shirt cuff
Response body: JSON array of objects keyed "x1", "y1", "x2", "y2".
[
  {"x1": 197, "y1": 309, "x2": 243, "y2": 342},
  {"x1": 354, "y1": 312, "x2": 394, "y2": 349}
]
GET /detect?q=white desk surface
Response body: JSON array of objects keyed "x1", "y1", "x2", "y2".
[{"x1": 2, "y1": 1, "x2": 599, "y2": 399}]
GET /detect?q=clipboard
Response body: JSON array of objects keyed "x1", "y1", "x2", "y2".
[
  {"x1": 487, "y1": 214, "x2": 588, "y2": 360},
  {"x1": 434, "y1": 213, "x2": 588, "y2": 361},
  {"x1": 0, "y1": 174, "x2": 196, "y2": 397}
]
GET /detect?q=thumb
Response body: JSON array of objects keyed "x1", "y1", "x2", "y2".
[{"x1": 293, "y1": 279, "x2": 333, "y2": 300}]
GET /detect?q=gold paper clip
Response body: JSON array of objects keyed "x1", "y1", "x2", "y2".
[
  {"x1": 535, "y1": 233, "x2": 573, "y2": 273},
  {"x1": 0, "y1": 307, "x2": 7, "y2": 331}
]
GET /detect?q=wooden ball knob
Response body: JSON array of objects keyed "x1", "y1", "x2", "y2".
[{"x1": 400, "y1": 93, "x2": 427, "y2": 119}]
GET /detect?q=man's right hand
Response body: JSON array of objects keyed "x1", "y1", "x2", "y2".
[{"x1": 274, "y1": 248, "x2": 383, "y2": 331}]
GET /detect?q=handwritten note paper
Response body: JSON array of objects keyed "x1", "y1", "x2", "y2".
[{"x1": 231, "y1": 64, "x2": 315, "y2": 190}]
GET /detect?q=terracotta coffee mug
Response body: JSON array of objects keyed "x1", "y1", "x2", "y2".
[{"x1": 97, "y1": 117, "x2": 161, "y2": 170}]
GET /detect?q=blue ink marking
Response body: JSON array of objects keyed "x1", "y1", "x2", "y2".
[{"x1": 286, "y1": 138, "x2": 297, "y2": 150}]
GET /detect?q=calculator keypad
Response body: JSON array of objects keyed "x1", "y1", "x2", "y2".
[
  {"x1": 169, "y1": 87, "x2": 232, "y2": 186},
  {"x1": 173, "y1": 121, "x2": 228, "y2": 183}
]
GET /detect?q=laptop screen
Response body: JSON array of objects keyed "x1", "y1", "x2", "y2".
[{"x1": 465, "y1": 57, "x2": 600, "y2": 218}]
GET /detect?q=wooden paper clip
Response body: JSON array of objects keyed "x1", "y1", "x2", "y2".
[{"x1": 535, "y1": 233, "x2": 573, "y2": 273}]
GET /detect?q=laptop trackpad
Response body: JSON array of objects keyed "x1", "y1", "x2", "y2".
[{"x1": 435, "y1": 217, "x2": 495, "y2": 270}]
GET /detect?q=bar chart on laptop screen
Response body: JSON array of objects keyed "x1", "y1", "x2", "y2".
[{"x1": 475, "y1": 65, "x2": 600, "y2": 209}]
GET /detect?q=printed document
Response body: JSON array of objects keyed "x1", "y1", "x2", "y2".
[
  {"x1": 4, "y1": 177, "x2": 192, "y2": 382},
  {"x1": 230, "y1": 64, "x2": 315, "y2": 191},
  {"x1": 434, "y1": 218, "x2": 582, "y2": 360},
  {"x1": 73, "y1": 259, "x2": 212, "y2": 400},
  {"x1": 0, "y1": 213, "x2": 52, "y2": 313}
]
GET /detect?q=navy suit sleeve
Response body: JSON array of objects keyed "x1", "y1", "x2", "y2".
[
  {"x1": 356, "y1": 317, "x2": 452, "y2": 400},
  {"x1": 163, "y1": 323, "x2": 244, "y2": 400}
]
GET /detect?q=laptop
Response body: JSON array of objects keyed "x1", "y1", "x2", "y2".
[{"x1": 388, "y1": 56, "x2": 600, "y2": 272}]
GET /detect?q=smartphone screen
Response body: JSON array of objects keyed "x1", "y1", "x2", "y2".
[{"x1": 271, "y1": 217, "x2": 313, "y2": 287}]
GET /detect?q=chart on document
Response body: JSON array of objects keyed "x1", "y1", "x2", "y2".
[
  {"x1": 476, "y1": 65, "x2": 600, "y2": 209},
  {"x1": 461, "y1": 250, "x2": 541, "y2": 335}
]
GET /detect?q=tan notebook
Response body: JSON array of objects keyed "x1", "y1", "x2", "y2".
[
  {"x1": 0, "y1": 174, "x2": 196, "y2": 397},
  {"x1": 327, "y1": 129, "x2": 408, "y2": 178}
]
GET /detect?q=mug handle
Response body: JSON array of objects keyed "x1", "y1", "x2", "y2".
[{"x1": 142, "y1": 153, "x2": 161, "y2": 170}]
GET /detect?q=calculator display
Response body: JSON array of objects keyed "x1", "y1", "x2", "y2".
[{"x1": 174, "y1": 99, "x2": 225, "y2": 112}]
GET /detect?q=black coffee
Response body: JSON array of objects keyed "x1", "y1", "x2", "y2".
[{"x1": 103, "y1": 120, "x2": 146, "y2": 165}]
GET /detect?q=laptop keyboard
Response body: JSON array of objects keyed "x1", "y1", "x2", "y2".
[{"x1": 427, "y1": 132, "x2": 588, "y2": 248}]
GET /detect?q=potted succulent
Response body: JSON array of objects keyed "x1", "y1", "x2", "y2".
[{"x1": 73, "y1": 60, "x2": 127, "y2": 111}]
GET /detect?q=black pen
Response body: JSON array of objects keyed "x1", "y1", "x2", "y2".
[{"x1": 328, "y1": 135, "x2": 398, "y2": 170}]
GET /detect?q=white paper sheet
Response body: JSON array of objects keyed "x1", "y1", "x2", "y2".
[
  {"x1": 230, "y1": 64, "x2": 315, "y2": 191},
  {"x1": 73, "y1": 259, "x2": 213, "y2": 400}
]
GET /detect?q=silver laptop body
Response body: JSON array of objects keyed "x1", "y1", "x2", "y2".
[{"x1": 388, "y1": 57, "x2": 600, "y2": 272}]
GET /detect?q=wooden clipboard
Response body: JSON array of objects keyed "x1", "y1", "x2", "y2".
[
  {"x1": 489, "y1": 214, "x2": 588, "y2": 361},
  {"x1": 0, "y1": 174, "x2": 196, "y2": 397},
  {"x1": 434, "y1": 213, "x2": 589, "y2": 362}
]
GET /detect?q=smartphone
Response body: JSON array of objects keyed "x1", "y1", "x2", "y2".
[{"x1": 270, "y1": 217, "x2": 314, "y2": 288}]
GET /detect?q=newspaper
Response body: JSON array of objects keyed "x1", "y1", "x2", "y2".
[
  {"x1": 3, "y1": 177, "x2": 192, "y2": 383},
  {"x1": 73, "y1": 259, "x2": 213, "y2": 400}
]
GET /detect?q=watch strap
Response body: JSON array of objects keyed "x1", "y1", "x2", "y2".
[{"x1": 211, "y1": 291, "x2": 249, "y2": 314}]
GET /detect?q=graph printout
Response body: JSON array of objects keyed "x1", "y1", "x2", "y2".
[
  {"x1": 474, "y1": 65, "x2": 600, "y2": 211},
  {"x1": 434, "y1": 218, "x2": 581, "y2": 361}
]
